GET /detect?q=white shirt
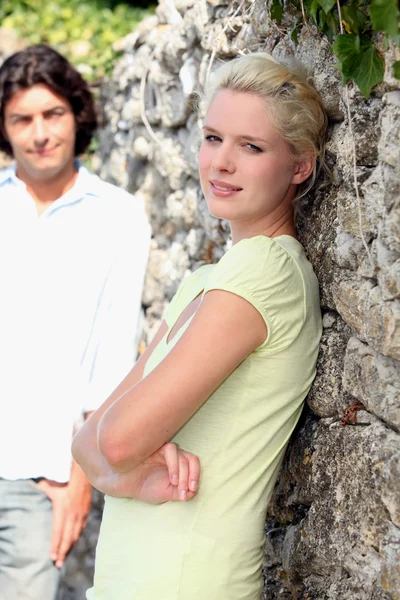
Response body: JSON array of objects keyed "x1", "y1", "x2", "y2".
[{"x1": 0, "y1": 163, "x2": 151, "y2": 482}]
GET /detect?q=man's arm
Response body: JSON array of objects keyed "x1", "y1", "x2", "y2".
[
  {"x1": 36, "y1": 457, "x2": 92, "y2": 568},
  {"x1": 36, "y1": 412, "x2": 94, "y2": 568}
]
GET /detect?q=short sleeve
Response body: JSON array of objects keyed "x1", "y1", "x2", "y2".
[
  {"x1": 162, "y1": 265, "x2": 214, "y2": 327},
  {"x1": 203, "y1": 236, "x2": 306, "y2": 352}
]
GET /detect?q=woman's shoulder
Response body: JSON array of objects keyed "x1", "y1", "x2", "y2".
[
  {"x1": 211, "y1": 235, "x2": 305, "y2": 283},
  {"x1": 223, "y1": 234, "x2": 305, "y2": 260},
  {"x1": 203, "y1": 235, "x2": 318, "y2": 352}
]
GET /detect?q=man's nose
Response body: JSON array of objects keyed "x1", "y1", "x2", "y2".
[
  {"x1": 212, "y1": 144, "x2": 235, "y2": 173},
  {"x1": 32, "y1": 117, "x2": 49, "y2": 147}
]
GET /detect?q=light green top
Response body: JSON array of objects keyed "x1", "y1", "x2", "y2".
[{"x1": 87, "y1": 235, "x2": 322, "y2": 600}]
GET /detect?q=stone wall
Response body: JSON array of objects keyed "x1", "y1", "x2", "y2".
[{"x1": 89, "y1": 1, "x2": 400, "y2": 598}]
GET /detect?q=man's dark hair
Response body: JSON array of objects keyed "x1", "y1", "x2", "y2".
[{"x1": 0, "y1": 44, "x2": 98, "y2": 157}]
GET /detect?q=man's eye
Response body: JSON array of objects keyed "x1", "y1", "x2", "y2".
[
  {"x1": 47, "y1": 111, "x2": 64, "y2": 118},
  {"x1": 12, "y1": 117, "x2": 30, "y2": 125}
]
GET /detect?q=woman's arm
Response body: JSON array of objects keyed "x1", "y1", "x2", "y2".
[
  {"x1": 71, "y1": 321, "x2": 168, "y2": 486},
  {"x1": 73, "y1": 319, "x2": 201, "y2": 502},
  {"x1": 97, "y1": 289, "x2": 267, "y2": 473}
]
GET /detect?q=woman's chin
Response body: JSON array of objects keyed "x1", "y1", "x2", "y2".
[{"x1": 206, "y1": 201, "x2": 234, "y2": 222}]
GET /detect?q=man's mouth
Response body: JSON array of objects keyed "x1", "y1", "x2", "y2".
[{"x1": 29, "y1": 145, "x2": 58, "y2": 156}]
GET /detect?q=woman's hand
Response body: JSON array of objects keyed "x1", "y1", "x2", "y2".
[
  {"x1": 97, "y1": 443, "x2": 200, "y2": 504},
  {"x1": 131, "y1": 442, "x2": 200, "y2": 504}
]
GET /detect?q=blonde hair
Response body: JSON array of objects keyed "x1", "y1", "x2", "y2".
[{"x1": 202, "y1": 53, "x2": 329, "y2": 200}]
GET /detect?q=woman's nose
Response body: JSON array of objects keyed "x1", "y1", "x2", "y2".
[{"x1": 211, "y1": 145, "x2": 235, "y2": 173}]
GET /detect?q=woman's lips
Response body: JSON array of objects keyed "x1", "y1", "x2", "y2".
[{"x1": 210, "y1": 180, "x2": 242, "y2": 197}]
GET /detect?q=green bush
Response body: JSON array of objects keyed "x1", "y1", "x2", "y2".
[{"x1": 0, "y1": 0, "x2": 153, "y2": 81}]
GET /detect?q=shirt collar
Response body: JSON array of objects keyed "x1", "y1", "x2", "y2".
[
  {"x1": 0, "y1": 159, "x2": 99, "y2": 207},
  {"x1": 0, "y1": 164, "x2": 20, "y2": 188}
]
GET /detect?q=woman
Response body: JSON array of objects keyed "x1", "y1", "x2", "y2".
[{"x1": 73, "y1": 52, "x2": 328, "y2": 599}]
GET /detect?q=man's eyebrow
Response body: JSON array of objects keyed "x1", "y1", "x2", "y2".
[
  {"x1": 8, "y1": 105, "x2": 67, "y2": 118},
  {"x1": 203, "y1": 125, "x2": 269, "y2": 144},
  {"x1": 7, "y1": 112, "x2": 30, "y2": 119}
]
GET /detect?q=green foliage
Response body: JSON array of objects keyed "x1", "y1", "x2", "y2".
[
  {"x1": 269, "y1": 0, "x2": 400, "y2": 98},
  {"x1": 0, "y1": 0, "x2": 153, "y2": 81},
  {"x1": 332, "y1": 34, "x2": 384, "y2": 97},
  {"x1": 370, "y1": 0, "x2": 400, "y2": 43},
  {"x1": 270, "y1": 0, "x2": 284, "y2": 24}
]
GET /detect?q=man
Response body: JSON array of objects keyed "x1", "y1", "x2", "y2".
[{"x1": 0, "y1": 44, "x2": 150, "y2": 599}]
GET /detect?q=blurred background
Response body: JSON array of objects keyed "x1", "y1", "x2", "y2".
[{"x1": 0, "y1": 0, "x2": 153, "y2": 82}]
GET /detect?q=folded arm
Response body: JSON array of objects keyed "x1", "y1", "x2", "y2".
[{"x1": 73, "y1": 289, "x2": 267, "y2": 500}]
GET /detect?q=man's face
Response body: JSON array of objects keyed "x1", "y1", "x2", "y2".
[{"x1": 3, "y1": 84, "x2": 76, "y2": 182}]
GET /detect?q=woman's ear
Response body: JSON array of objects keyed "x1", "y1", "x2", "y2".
[{"x1": 291, "y1": 152, "x2": 315, "y2": 184}]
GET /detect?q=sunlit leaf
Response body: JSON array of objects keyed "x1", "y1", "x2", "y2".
[{"x1": 343, "y1": 19, "x2": 352, "y2": 34}]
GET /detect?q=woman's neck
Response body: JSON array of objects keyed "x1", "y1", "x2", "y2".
[{"x1": 230, "y1": 211, "x2": 296, "y2": 245}]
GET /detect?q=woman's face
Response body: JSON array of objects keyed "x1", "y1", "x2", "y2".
[{"x1": 198, "y1": 89, "x2": 311, "y2": 226}]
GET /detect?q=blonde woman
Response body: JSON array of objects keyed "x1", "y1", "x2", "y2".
[{"x1": 73, "y1": 52, "x2": 328, "y2": 600}]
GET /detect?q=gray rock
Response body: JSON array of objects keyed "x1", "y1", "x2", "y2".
[{"x1": 343, "y1": 336, "x2": 400, "y2": 431}]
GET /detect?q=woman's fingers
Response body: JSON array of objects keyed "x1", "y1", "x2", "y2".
[
  {"x1": 160, "y1": 443, "x2": 201, "y2": 501},
  {"x1": 162, "y1": 442, "x2": 179, "y2": 486},
  {"x1": 178, "y1": 454, "x2": 189, "y2": 500},
  {"x1": 183, "y1": 451, "x2": 200, "y2": 493}
]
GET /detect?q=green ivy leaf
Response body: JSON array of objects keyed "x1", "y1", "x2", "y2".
[
  {"x1": 304, "y1": 0, "x2": 320, "y2": 24},
  {"x1": 332, "y1": 33, "x2": 361, "y2": 83},
  {"x1": 332, "y1": 33, "x2": 384, "y2": 97},
  {"x1": 370, "y1": 0, "x2": 400, "y2": 41},
  {"x1": 270, "y1": 0, "x2": 284, "y2": 24},
  {"x1": 317, "y1": 0, "x2": 336, "y2": 13},
  {"x1": 318, "y1": 8, "x2": 327, "y2": 29},
  {"x1": 354, "y1": 45, "x2": 384, "y2": 97},
  {"x1": 393, "y1": 60, "x2": 400, "y2": 79},
  {"x1": 324, "y1": 10, "x2": 338, "y2": 41},
  {"x1": 291, "y1": 17, "x2": 300, "y2": 44}
]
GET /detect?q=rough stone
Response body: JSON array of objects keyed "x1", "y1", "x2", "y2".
[
  {"x1": 307, "y1": 312, "x2": 353, "y2": 418},
  {"x1": 343, "y1": 336, "x2": 400, "y2": 431},
  {"x1": 295, "y1": 33, "x2": 343, "y2": 121},
  {"x1": 268, "y1": 414, "x2": 400, "y2": 599},
  {"x1": 334, "y1": 279, "x2": 400, "y2": 360}
]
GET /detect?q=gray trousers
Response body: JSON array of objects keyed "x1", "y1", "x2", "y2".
[{"x1": 0, "y1": 479, "x2": 60, "y2": 600}]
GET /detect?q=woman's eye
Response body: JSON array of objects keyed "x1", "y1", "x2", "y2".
[
  {"x1": 245, "y1": 143, "x2": 262, "y2": 153},
  {"x1": 204, "y1": 135, "x2": 221, "y2": 143}
]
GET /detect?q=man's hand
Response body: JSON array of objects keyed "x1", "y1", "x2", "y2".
[
  {"x1": 97, "y1": 443, "x2": 201, "y2": 504},
  {"x1": 36, "y1": 462, "x2": 92, "y2": 568}
]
